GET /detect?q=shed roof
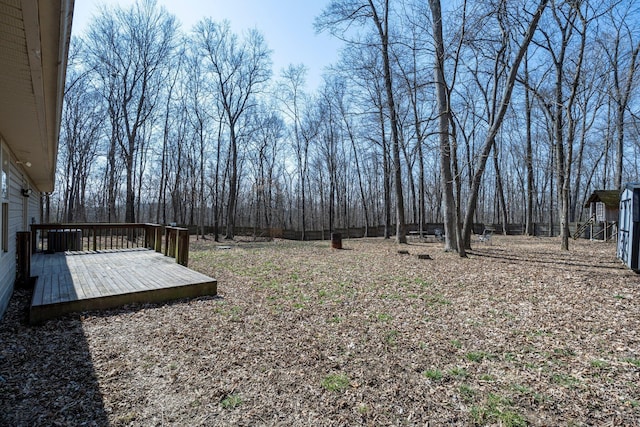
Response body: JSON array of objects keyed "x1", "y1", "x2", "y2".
[
  {"x1": 584, "y1": 190, "x2": 620, "y2": 209},
  {"x1": 624, "y1": 182, "x2": 640, "y2": 191}
]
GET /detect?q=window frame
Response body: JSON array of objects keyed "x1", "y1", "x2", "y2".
[
  {"x1": 1, "y1": 144, "x2": 9, "y2": 253},
  {"x1": 0, "y1": 145, "x2": 8, "y2": 202}
]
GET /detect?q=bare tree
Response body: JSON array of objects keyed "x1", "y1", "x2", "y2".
[
  {"x1": 60, "y1": 0, "x2": 640, "y2": 242},
  {"x1": 330, "y1": 76, "x2": 373, "y2": 236},
  {"x1": 460, "y1": 0, "x2": 548, "y2": 249},
  {"x1": 183, "y1": 40, "x2": 213, "y2": 237},
  {"x1": 338, "y1": 44, "x2": 394, "y2": 238},
  {"x1": 278, "y1": 64, "x2": 313, "y2": 239},
  {"x1": 194, "y1": 19, "x2": 271, "y2": 239},
  {"x1": 60, "y1": 42, "x2": 104, "y2": 222},
  {"x1": 156, "y1": 44, "x2": 184, "y2": 225},
  {"x1": 523, "y1": 54, "x2": 535, "y2": 235},
  {"x1": 86, "y1": 0, "x2": 178, "y2": 223},
  {"x1": 535, "y1": 0, "x2": 591, "y2": 250},
  {"x1": 571, "y1": 48, "x2": 608, "y2": 221},
  {"x1": 429, "y1": 0, "x2": 464, "y2": 253},
  {"x1": 392, "y1": 19, "x2": 432, "y2": 237},
  {"x1": 247, "y1": 104, "x2": 284, "y2": 232},
  {"x1": 317, "y1": 0, "x2": 408, "y2": 243},
  {"x1": 600, "y1": 1, "x2": 640, "y2": 190}
]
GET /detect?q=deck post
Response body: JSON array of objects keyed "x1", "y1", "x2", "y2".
[
  {"x1": 145, "y1": 224, "x2": 163, "y2": 252},
  {"x1": 154, "y1": 225, "x2": 162, "y2": 252},
  {"x1": 145, "y1": 224, "x2": 154, "y2": 250},
  {"x1": 30, "y1": 225, "x2": 37, "y2": 253},
  {"x1": 176, "y1": 229, "x2": 189, "y2": 266},
  {"x1": 145, "y1": 224, "x2": 162, "y2": 252},
  {"x1": 166, "y1": 227, "x2": 177, "y2": 258},
  {"x1": 164, "y1": 227, "x2": 169, "y2": 256},
  {"x1": 145, "y1": 225, "x2": 151, "y2": 249}
]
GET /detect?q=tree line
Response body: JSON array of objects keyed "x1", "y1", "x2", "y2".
[{"x1": 56, "y1": 0, "x2": 640, "y2": 252}]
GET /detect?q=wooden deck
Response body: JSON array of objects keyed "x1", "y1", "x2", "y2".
[{"x1": 29, "y1": 248, "x2": 217, "y2": 323}]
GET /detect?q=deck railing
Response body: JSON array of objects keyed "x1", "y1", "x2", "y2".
[
  {"x1": 30, "y1": 223, "x2": 190, "y2": 266},
  {"x1": 164, "y1": 226, "x2": 190, "y2": 266}
]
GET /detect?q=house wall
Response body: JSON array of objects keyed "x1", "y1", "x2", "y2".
[
  {"x1": 0, "y1": 145, "x2": 40, "y2": 320},
  {"x1": 27, "y1": 178, "x2": 40, "y2": 226},
  {"x1": 589, "y1": 201, "x2": 620, "y2": 223}
]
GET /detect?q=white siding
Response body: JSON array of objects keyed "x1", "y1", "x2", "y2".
[
  {"x1": 617, "y1": 185, "x2": 640, "y2": 271},
  {"x1": 27, "y1": 183, "x2": 40, "y2": 225},
  {"x1": 0, "y1": 149, "x2": 41, "y2": 319}
]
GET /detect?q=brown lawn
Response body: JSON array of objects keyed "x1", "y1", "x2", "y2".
[{"x1": 1, "y1": 236, "x2": 639, "y2": 426}]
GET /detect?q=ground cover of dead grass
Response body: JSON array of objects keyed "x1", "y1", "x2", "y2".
[{"x1": 1, "y1": 235, "x2": 639, "y2": 426}]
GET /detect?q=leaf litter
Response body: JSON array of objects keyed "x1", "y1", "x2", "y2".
[{"x1": 1, "y1": 235, "x2": 639, "y2": 426}]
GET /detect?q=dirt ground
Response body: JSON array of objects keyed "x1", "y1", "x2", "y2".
[{"x1": 1, "y1": 235, "x2": 639, "y2": 426}]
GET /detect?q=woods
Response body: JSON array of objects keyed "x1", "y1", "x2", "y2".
[{"x1": 56, "y1": 0, "x2": 640, "y2": 250}]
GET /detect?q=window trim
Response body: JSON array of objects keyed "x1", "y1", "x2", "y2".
[
  {"x1": 0, "y1": 143, "x2": 8, "y2": 253},
  {"x1": 0, "y1": 145, "x2": 8, "y2": 202}
]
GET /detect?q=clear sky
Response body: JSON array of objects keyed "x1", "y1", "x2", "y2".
[{"x1": 71, "y1": 0, "x2": 343, "y2": 90}]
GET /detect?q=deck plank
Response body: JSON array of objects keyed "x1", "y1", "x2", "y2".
[{"x1": 30, "y1": 249, "x2": 217, "y2": 323}]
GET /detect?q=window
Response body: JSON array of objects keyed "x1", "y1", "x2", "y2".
[
  {"x1": 2, "y1": 203, "x2": 7, "y2": 252},
  {"x1": 1, "y1": 146, "x2": 7, "y2": 200},
  {"x1": 1, "y1": 146, "x2": 8, "y2": 252},
  {"x1": 596, "y1": 202, "x2": 605, "y2": 222}
]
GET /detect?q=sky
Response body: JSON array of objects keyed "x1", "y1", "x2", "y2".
[{"x1": 71, "y1": 0, "x2": 343, "y2": 90}]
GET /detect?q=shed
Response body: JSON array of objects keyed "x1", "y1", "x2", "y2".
[
  {"x1": 617, "y1": 184, "x2": 640, "y2": 271},
  {"x1": 583, "y1": 190, "x2": 620, "y2": 241}
]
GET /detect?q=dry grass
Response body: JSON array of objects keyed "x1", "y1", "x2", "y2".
[{"x1": 1, "y1": 235, "x2": 639, "y2": 426}]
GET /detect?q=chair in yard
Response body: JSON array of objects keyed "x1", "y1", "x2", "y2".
[
  {"x1": 434, "y1": 228, "x2": 445, "y2": 242},
  {"x1": 477, "y1": 228, "x2": 493, "y2": 244}
]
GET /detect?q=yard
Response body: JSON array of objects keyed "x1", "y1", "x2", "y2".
[{"x1": 1, "y1": 236, "x2": 639, "y2": 426}]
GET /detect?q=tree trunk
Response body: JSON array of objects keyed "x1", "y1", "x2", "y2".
[
  {"x1": 524, "y1": 57, "x2": 535, "y2": 235},
  {"x1": 379, "y1": 108, "x2": 392, "y2": 239},
  {"x1": 492, "y1": 142, "x2": 509, "y2": 234},
  {"x1": 430, "y1": 0, "x2": 461, "y2": 254},
  {"x1": 225, "y1": 123, "x2": 238, "y2": 240},
  {"x1": 345, "y1": 116, "x2": 370, "y2": 237},
  {"x1": 124, "y1": 128, "x2": 136, "y2": 224},
  {"x1": 369, "y1": 0, "x2": 406, "y2": 243}
]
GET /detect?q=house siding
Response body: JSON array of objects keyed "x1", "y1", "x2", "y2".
[
  {"x1": 0, "y1": 149, "x2": 40, "y2": 320},
  {"x1": 27, "y1": 181, "x2": 40, "y2": 226}
]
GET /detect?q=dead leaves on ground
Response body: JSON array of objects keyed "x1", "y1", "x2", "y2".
[{"x1": 1, "y1": 236, "x2": 639, "y2": 426}]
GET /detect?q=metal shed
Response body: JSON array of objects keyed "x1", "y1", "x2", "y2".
[{"x1": 617, "y1": 183, "x2": 640, "y2": 271}]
